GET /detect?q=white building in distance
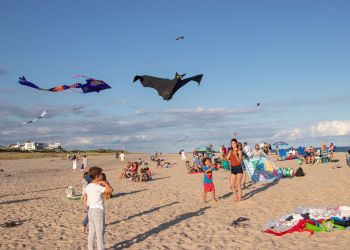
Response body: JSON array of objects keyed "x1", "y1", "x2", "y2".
[{"x1": 9, "y1": 141, "x2": 61, "y2": 151}]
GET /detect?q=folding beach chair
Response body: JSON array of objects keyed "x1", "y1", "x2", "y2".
[
  {"x1": 346, "y1": 153, "x2": 350, "y2": 167},
  {"x1": 278, "y1": 149, "x2": 287, "y2": 161},
  {"x1": 297, "y1": 147, "x2": 306, "y2": 157},
  {"x1": 321, "y1": 150, "x2": 330, "y2": 163}
]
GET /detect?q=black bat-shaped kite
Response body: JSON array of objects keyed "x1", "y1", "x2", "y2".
[{"x1": 133, "y1": 73, "x2": 203, "y2": 101}]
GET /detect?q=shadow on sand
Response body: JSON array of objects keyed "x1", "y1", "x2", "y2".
[
  {"x1": 0, "y1": 186, "x2": 67, "y2": 198},
  {"x1": 219, "y1": 181, "x2": 255, "y2": 200},
  {"x1": 107, "y1": 201, "x2": 180, "y2": 226},
  {"x1": 0, "y1": 197, "x2": 43, "y2": 205},
  {"x1": 242, "y1": 179, "x2": 279, "y2": 200},
  {"x1": 151, "y1": 176, "x2": 171, "y2": 181},
  {"x1": 0, "y1": 219, "x2": 30, "y2": 228},
  {"x1": 111, "y1": 206, "x2": 210, "y2": 249},
  {"x1": 114, "y1": 189, "x2": 148, "y2": 198}
]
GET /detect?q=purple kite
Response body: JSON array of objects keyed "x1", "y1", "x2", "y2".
[{"x1": 18, "y1": 75, "x2": 111, "y2": 94}]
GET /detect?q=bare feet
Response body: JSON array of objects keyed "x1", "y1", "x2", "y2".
[{"x1": 81, "y1": 226, "x2": 86, "y2": 233}]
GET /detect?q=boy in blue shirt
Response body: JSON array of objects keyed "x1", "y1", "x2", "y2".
[{"x1": 202, "y1": 157, "x2": 217, "y2": 203}]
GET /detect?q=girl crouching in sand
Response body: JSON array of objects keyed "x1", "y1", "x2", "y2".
[{"x1": 85, "y1": 167, "x2": 114, "y2": 250}]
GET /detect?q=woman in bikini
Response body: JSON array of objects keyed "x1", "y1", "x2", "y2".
[{"x1": 227, "y1": 138, "x2": 243, "y2": 202}]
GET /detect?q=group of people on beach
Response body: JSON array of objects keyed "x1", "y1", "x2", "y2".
[
  {"x1": 68, "y1": 153, "x2": 89, "y2": 171},
  {"x1": 119, "y1": 160, "x2": 152, "y2": 182},
  {"x1": 76, "y1": 141, "x2": 346, "y2": 249}
]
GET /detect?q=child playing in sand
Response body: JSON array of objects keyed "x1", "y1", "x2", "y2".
[
  {"x1": 202, "y1": 157, "x2": 217, "y2": 203},
  {"x1": 85, "y1": 167, "x2": 114, "y2": 250}
]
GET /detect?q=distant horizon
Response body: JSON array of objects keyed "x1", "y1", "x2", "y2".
[{"x1": 2, "y1": 141, "x2": 349, "y2": 154}]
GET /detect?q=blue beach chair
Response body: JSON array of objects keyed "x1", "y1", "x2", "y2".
[
  {"x1": 297, "y1": 147, "x2": 306, "y2": 157},
  {"x1": 278, "y1": 149, "x2": 287, "y2": 161}
]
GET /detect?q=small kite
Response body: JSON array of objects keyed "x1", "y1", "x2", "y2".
[
  {"x1": 175, "y1": 36, "x2": 184, "y2": 40},
  {"x1": 18, "y1": 75, "x2": 111, "y2": 94},
  {"x1": 20, "y1": 110, "x2": 48, "y2": 125},
  {"x1": 257, "y1": 103, "x2": 261, "y2": 107},
  {"x1": 133, "y1": 73, "x2": 203, "y2": 101}
]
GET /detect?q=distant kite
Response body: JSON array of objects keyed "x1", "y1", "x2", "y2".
[
  {"x1": 18, "y1": 75, "x2": 111, "y2": 94},
  {"x1": 257, "y1": 103, "x2": 261, "y2": 107},
  {"x1": 133, "y1": 73, "x2": 203, "y2": 101},
  {"x1": 175, "y1": 36, "x2": 184, "y2": 40},
  {"x1": 20, "y1": 110, "x2": 48, "y2": 125}
]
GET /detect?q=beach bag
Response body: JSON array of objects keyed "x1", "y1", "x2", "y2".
[
  {"x1": 66, "y1": 186, "x2": 76, "y2": 198},
  {"x1": 295, "y1": 167, "x2": 305, "y2": 177},
  {"x1": 297, "y1": 158, "x2": 303, "y2": 165}
]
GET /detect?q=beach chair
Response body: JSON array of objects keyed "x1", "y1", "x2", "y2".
[
  {"x1": 321, "y1": 150, "x2": 330, "y2": 164},
  {"x1": 297, "y1": 147, "x2": 306, "y2": 157},
  {"x1": 277, "y1": 149, "x2": 287, "y2": 161}
]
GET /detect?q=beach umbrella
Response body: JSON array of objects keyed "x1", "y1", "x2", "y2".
[
  {"x1": 273, "y1": 142, "x2": 288, "y2": 146},
  {"x1": 194, "y1": 146, "x2": 216, "y2": 153}
]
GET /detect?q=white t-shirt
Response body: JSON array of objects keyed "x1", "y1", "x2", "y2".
[
  {"x1": 288, "y1": 149, "x2": 296, "y2": 155},
  {"x1": 244, "y1": 145, "x2": 251, "y2": 154},
  {"x1": 85, "y1": 183, "x2": 106, "y2": 210},
  {"x1": 120, "y1": 153, "x2": 125, "y2": 161}
]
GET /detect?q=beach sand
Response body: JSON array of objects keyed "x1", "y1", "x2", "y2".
[{"x1": 0, "y1": 152, "x2": 349, "y2": 249}]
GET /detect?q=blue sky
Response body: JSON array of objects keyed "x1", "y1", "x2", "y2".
[{"x1": 1, "y1": 0, "x2": 350, "y2": 152}]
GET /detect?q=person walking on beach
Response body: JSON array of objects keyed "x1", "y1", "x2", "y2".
[
  {"x1": 227, "y1": 139, "x2": 243, "y2": 202},
  {"x1": 202, "y1": 157, "x2": 217, "y2": 203},
  {"x1": 120, "y1": 152, "x2": 125, "y2": 162},
  {"x1": 72, "y1": 156, "x2": 78, "y2": 171},
  {"x1": 181, "y1": 149, "x2": 186, "y2": 160},
  {"x1": 86, "y1": 167, "x2": 114, "y2": 250},
  {"x1": 82, "y1": 155, "x2": 88, "y2": 171},
  {"x1": 115, "y1": 152, "x2": 119, "y2": 164}
]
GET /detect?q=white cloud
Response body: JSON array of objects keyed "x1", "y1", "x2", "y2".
[
  {"x1": 116, "y1": 99, "x2": 128, "y2": 105},
  {"x1": 272, "y1": 120, "x2": 350, "y2": 142},
  {"x1": 311, "y1": 120, "x2": 350, "y2": 137},
  {"x1": 166, "y1": 106, "x2": 259, "y2": 116},
  {"x1": 272, "y1": 128, "x2": 304, "y2": 141}
]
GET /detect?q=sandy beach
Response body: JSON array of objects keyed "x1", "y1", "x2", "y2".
[{"x1": 0, "y1": 152, "x2": 349, "y2": 249}]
